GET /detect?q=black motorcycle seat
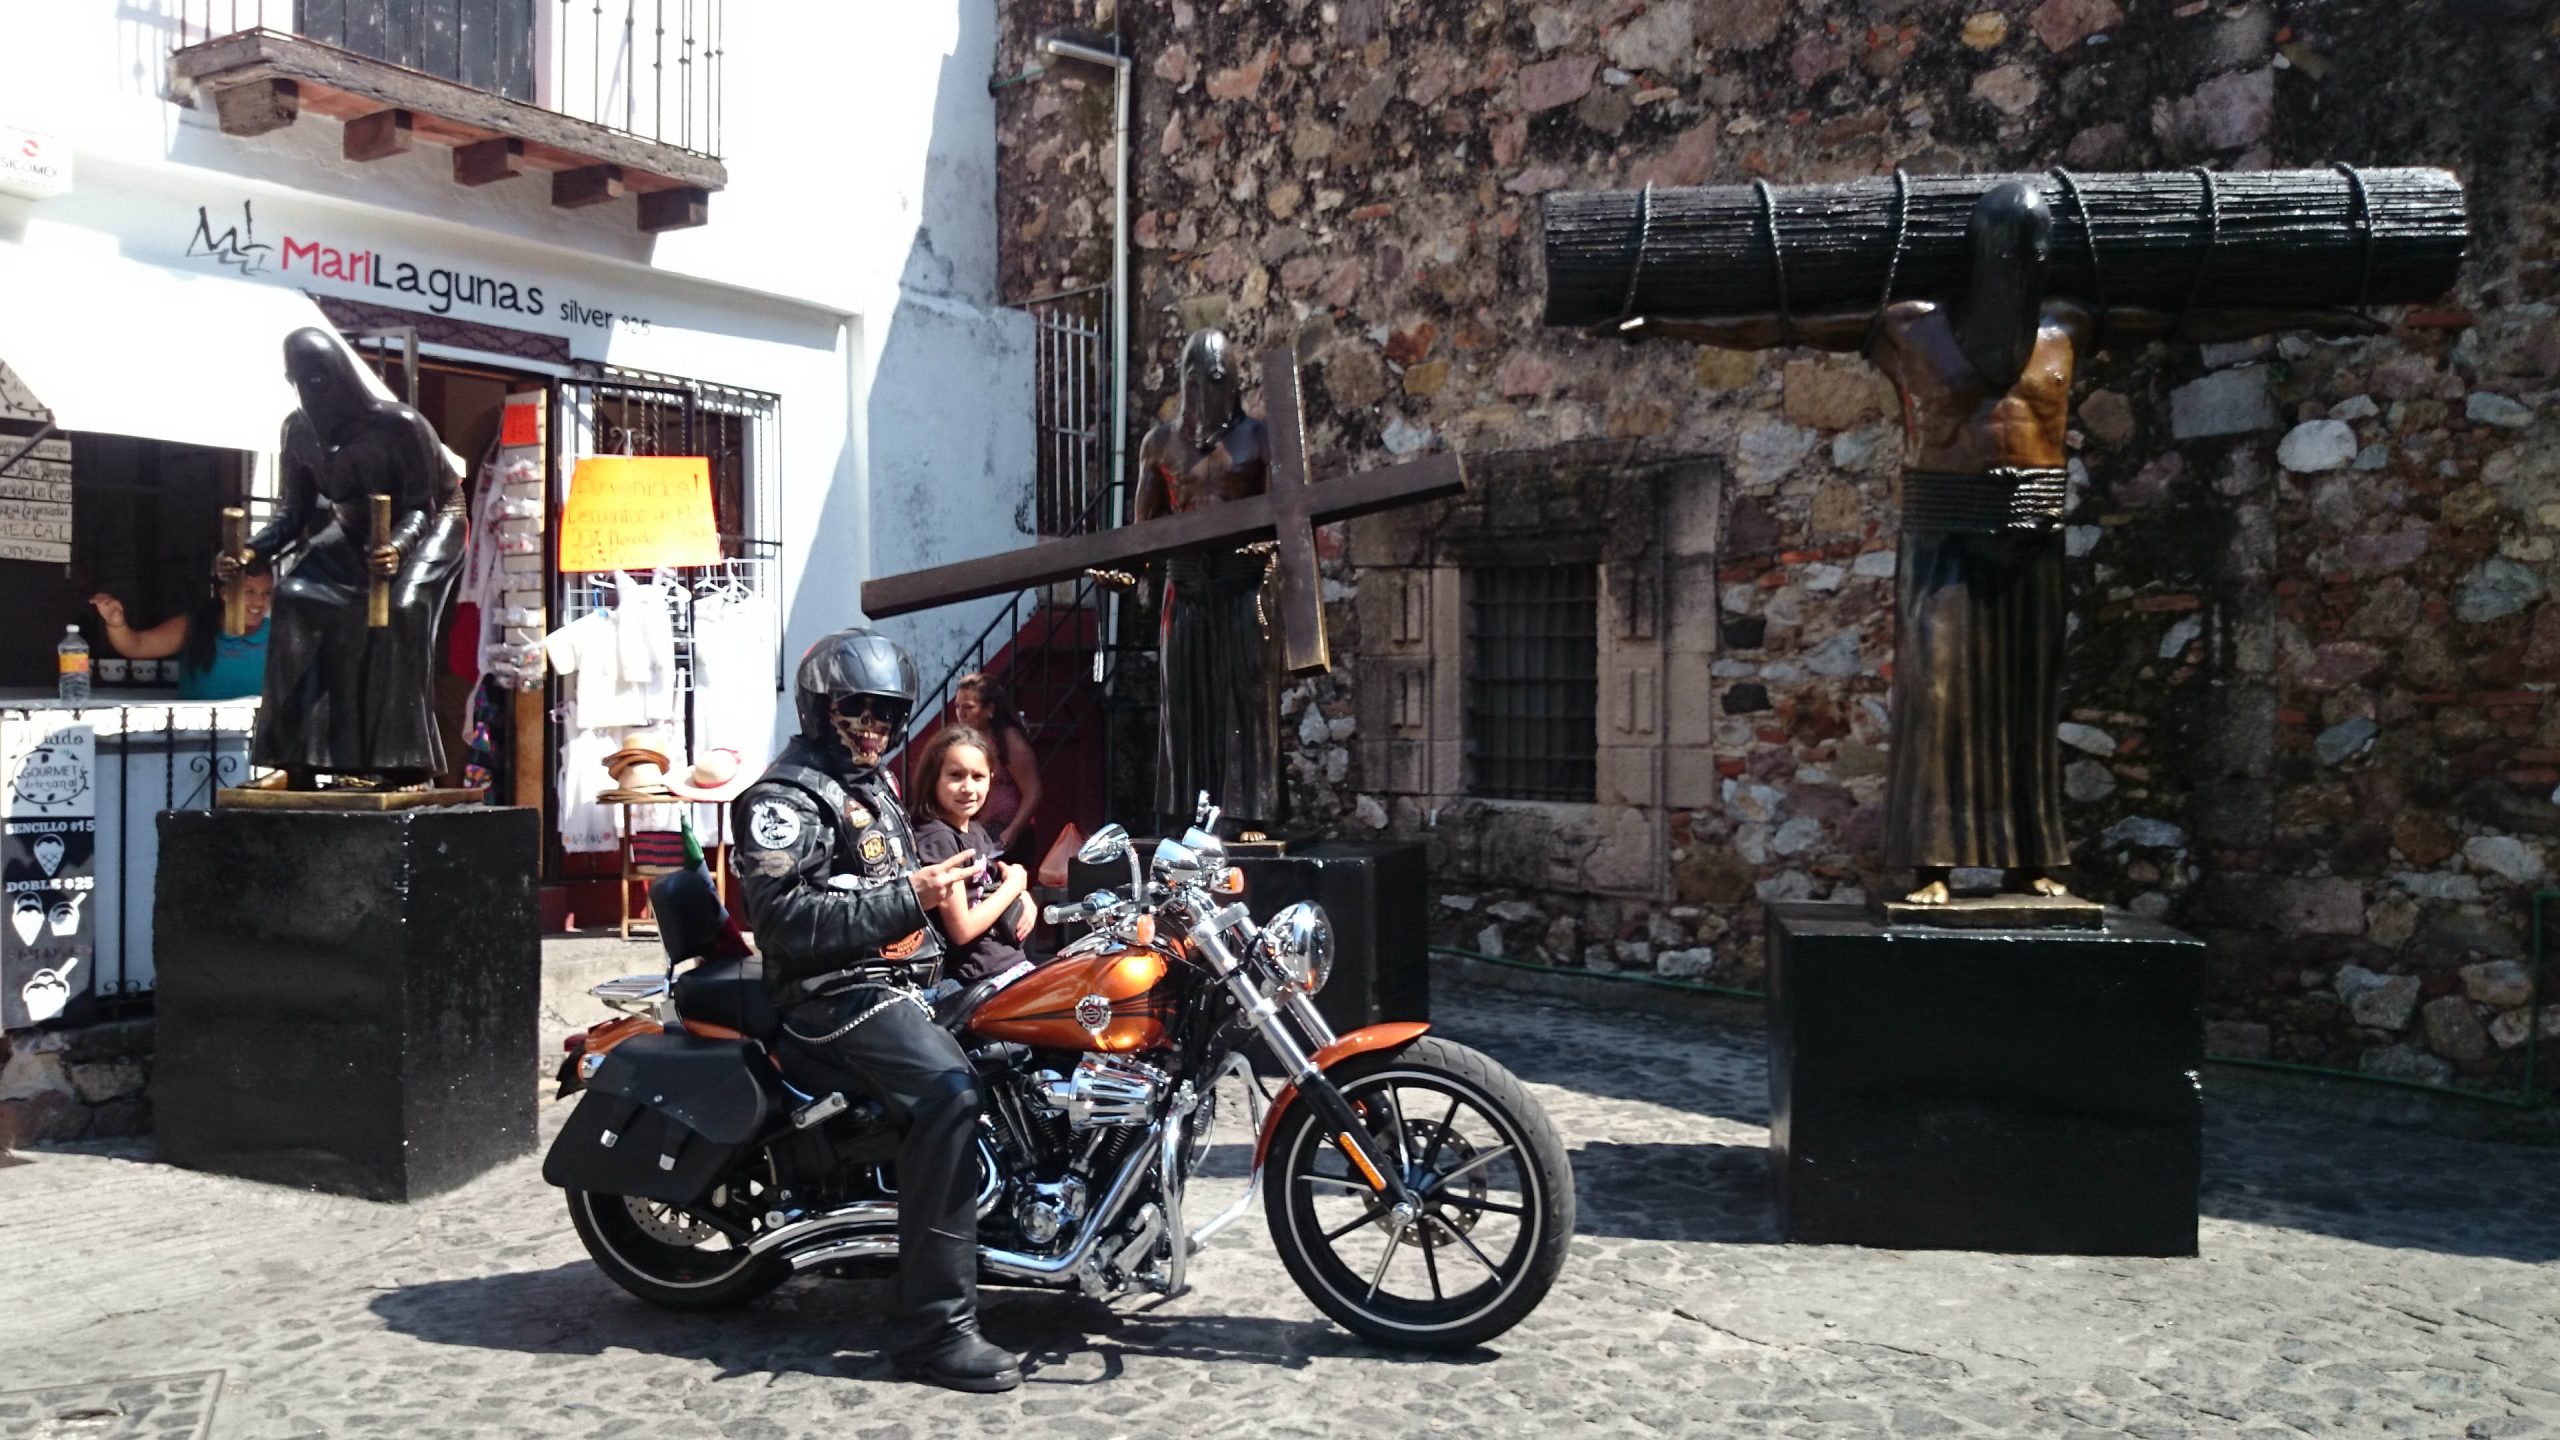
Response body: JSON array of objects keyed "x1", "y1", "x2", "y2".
[
  {"x1": 931, "y1": 957, "x2": 1040, "y2": 1033},
  {"x1": 672, "y1": 956, "x2": 781, "y2": 1041},
  {"x1": 932, "y1": 976, "x2": 1004, "y2": 1032}
]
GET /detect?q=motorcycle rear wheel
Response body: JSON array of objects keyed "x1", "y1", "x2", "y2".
[
  {"x1": 566, "y1": 1188, "x2": 790, "y2": 1311},
  {"x1": 1264, "y1": 1036, "x2": 1573, "y2": 1351}
]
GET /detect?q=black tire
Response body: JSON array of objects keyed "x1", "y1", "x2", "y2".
[
  {"x1": 1263, "y1": 1036, "x2": 1573, "y2": 1351},
  {"x1": 566, "y1": 1187, "x2": 790, "y2": 1312}
]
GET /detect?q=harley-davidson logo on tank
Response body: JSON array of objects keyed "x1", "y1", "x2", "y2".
[{"x1": 3, "y1": 719, "x2": 96, "y2": 1029}]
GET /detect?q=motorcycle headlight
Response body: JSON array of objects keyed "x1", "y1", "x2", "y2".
[{"x1": 1255, "y1": 901, "x2": 1333, "y2": 996}]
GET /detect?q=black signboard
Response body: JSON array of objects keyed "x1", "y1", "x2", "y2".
[{"x1": 4, "y1": 722, "x2": 96, "y2": 1028}]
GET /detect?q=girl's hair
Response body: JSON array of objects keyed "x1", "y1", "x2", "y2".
[
  {"x1": 909, "y1": 724, "x2": 994, "y2": 826},
  {"x1": 956, "y1": 672, "x2": 1026, "y2": 740},
  {"x1": 180, "y1": 553, "x2": 273, "y2": 679}
]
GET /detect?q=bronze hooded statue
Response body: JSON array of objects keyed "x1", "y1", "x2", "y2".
[{"x1": 222, "y1": 328, "x2": 467, "y2": 787}]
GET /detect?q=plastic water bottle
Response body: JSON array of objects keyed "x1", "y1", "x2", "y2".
[{"x1": 55, "y1": 625, "x2": 89, "y2": 703}]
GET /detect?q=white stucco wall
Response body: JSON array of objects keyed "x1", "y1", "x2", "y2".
[{"x1": 0, "y1": 0, "x2": 1032, "y2": 708}]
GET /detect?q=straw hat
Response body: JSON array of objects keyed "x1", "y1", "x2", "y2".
[
  {"x1": 666, "y1": 747, "x2": 752, "y2": 802},
  {"x1": 598, "y1": 729, "x2": 679, "y2": 801}
]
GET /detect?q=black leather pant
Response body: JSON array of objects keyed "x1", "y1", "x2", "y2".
[{"x1": 778, "y1": 983, "x2": 982, "y2": 1344}]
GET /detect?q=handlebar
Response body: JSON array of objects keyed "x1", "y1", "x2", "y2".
[{"x1": 1042, "y1": 888, "x2": 1125, "y2": 926}]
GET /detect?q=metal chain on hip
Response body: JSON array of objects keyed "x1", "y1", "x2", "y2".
[
  {"x1": 1238, "y1": 538, "x2": 1281, "y2": 639},
  {"x1": 783, "y1": 987, "x2": 925, "y2": 1046}
]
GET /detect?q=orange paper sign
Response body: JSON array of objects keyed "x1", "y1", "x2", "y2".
[{"x1": 556, "y1": 456, "x2": 720, "y2": 572}]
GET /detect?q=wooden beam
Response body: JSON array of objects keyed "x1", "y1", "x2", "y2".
[
  {"x1": 861, "y1": 451, "x2": 1466, "y2": 620},
  {"x1": 552, "y1": 164, "x2": 625, "y2": 209},
  {"x1": 452, "y1": 136, "x2": 524, "y2": 186},
  {"x1": 210, "y1": 78, "x2": 299, "y2": 137},
  {"x1": 342, "y1": 108, "x2": 413, "y2": 162},
  {"x1": 1259, "y1": 347, "x2": 1329, "y2": 673},
  {"x1": 637, "y1": 186, "x2": 711, "y2": 233}
]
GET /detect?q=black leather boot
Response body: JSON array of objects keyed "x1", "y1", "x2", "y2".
[{"x1": 895, "y1": 1323, "x2": 1023, "y2": 1393}]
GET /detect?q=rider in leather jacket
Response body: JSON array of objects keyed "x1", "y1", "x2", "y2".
[{"x1": 729, "y1": 626, "x2": 1022, "y2": 1392}]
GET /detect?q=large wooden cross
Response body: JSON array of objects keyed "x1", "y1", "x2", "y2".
[{"x1": 861, "y1": 348, "x2": 1466, "y2": 675}]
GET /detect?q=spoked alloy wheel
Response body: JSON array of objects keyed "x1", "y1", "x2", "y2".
[
  {"x1": 1265, "y1": 1036, "x2": 1573, "y2": 1350},
  {"x1": 566, "y1": 1175, "x2": 789, "y2": 1311}
]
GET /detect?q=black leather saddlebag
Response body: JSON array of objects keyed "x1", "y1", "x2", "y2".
[{"x1": 542, "y1": 1032, "x2": 774, "y2": 1205}]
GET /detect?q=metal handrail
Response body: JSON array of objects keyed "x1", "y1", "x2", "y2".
[{"x1": 902, "y1": 482, "x2": 1134, "y2": 791}]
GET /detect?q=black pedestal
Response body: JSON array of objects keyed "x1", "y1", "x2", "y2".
[
  {"x1": 154, "y1": 806, "x2": 541, "y2": 1201},
  {"x1": 1071, "y1": 839, "x2": 1428, "y2": 1033},
  {"x1": 1766, "y1": 901, "x2": 2205, "y2": 1256}
]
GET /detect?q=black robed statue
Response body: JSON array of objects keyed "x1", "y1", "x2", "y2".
[
  {"x1": 222, "y1": 328, "x2": 467, "y2": 787},
  {"x1": 1621, "y1": 184, "x2": 2376, "y2": 904},
  {"x1": 1096, "y1": 329, "x2": 1284, "y2": 835}
]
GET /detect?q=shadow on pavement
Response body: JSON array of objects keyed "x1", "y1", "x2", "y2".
[
  {"x1": 367, "y1": 1264, "x2": 1482, "y2": 1380},
  {"x1": 1430, "y1": 1012, "x2": 1774, "y2": 1129},
  {"x1": 2199, "y1": 1104, "x2": 2560, "y2": 1262},
  {"x1": 1567, "y1": 1140, "x2": 1778, "y2": 1244},
  {"x1": 1017, "y1": 1305, "x2": 1497, "y2": 1384}
]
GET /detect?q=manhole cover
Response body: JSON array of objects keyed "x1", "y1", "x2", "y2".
[{"x1": 0, "y1": 1371, "x2": 221, "y2": 1440}]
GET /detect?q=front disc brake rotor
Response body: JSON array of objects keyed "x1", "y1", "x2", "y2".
[{"x1": 1411, "y1": 1123, "x2": 1486, "y2": 1243}]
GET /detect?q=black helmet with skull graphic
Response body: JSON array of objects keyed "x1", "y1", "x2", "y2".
[{"x1": 794, "y1": 626, "x2": 918, "y2": 768}]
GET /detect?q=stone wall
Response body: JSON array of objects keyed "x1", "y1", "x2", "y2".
[
  {"x1": 992, "y1": 0, "x2": 2560, "y2": 1096},
  {"x1": 0, "y1": 1020, "x2": 152, "y2": 1148}
]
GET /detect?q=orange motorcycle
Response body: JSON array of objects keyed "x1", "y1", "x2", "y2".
[{"x1": 544, "y1": 802, "x2": 1573, "y2": 1349}]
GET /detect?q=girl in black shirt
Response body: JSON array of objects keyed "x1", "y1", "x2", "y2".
[{"x1": 909, "y1": 725, "x2": 1034, "y2": 984}]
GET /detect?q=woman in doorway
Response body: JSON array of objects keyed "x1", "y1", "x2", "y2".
[
  {"x1": 951, "y1": 671, "x2": 1042, "y2": 862},
  {"x1": 88, "y1": 558, "x2": 275, "y2": 701}
]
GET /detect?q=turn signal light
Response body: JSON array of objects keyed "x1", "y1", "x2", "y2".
[
  {"x1": 1213, "y1": 869, "x2": 1246, "y2": 895},
  {"x1": 1130, "y1": 914, "x2": 1157, "y2": 945}
]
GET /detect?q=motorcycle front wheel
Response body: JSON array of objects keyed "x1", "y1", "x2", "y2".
[
  {"x1": 1264, "y1": 1036, "x2": 1573, "y2": 1351},
  {"x1": 566, "y1": 1187, "x2": 790, "y2": 1311}
]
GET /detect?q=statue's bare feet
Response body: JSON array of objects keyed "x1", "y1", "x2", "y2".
[
  {"x1": 2006, "y1": 868, "x2": 2071, "y2": 898},
  {"x1": 1905, "y1": 878, "x2": 1951, "y2": 905}
]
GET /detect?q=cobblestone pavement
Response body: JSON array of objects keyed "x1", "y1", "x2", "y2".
[{"x1": 3, "y1": 978, "x2": 2556, "y2": 1440}]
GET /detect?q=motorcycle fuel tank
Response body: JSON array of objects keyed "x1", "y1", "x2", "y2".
[{"x1": 967, "y1": 947, "x2": 1171, "y2": 1053}]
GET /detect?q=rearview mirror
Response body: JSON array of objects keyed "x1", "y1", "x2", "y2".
[{"x1": 1077, "y1": 824, "x2": 1131, "y2": 865}]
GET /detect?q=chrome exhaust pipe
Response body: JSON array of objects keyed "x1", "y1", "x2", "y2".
[
  {"x1": 787, "y1": 1234, "x2": 900, "y2": 1270},
  {"x1": 753, "y1": 1199, "x2": 898, "y2": 1258},
  {"x1": 762, "y1": 1141, "x2": 1004, "y2": 1262}
]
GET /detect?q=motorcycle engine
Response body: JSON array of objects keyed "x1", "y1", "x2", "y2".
[
  {"x1": 1031, "y1": 1055, "x2": 1167, "y2": 1129},
  {"x1": 1012, "y1": 1174, "x2": 1089, "y2": 1247}
]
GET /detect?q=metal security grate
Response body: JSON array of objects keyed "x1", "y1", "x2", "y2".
[
  {"x1": 1466, "y1": 565, "x2": 1598, "y2": 802},
  {"x1": 1024, "y1": 284, "x2": 1113, "y2": 538}
]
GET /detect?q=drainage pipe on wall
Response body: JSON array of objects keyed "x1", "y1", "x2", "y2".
[
  {"x1": 1036, "y1": 34, "x2": 1130, "y2": 671},
  {"x1": 1035, "y1": 34, "x2": 1130, "y2": 528}
]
